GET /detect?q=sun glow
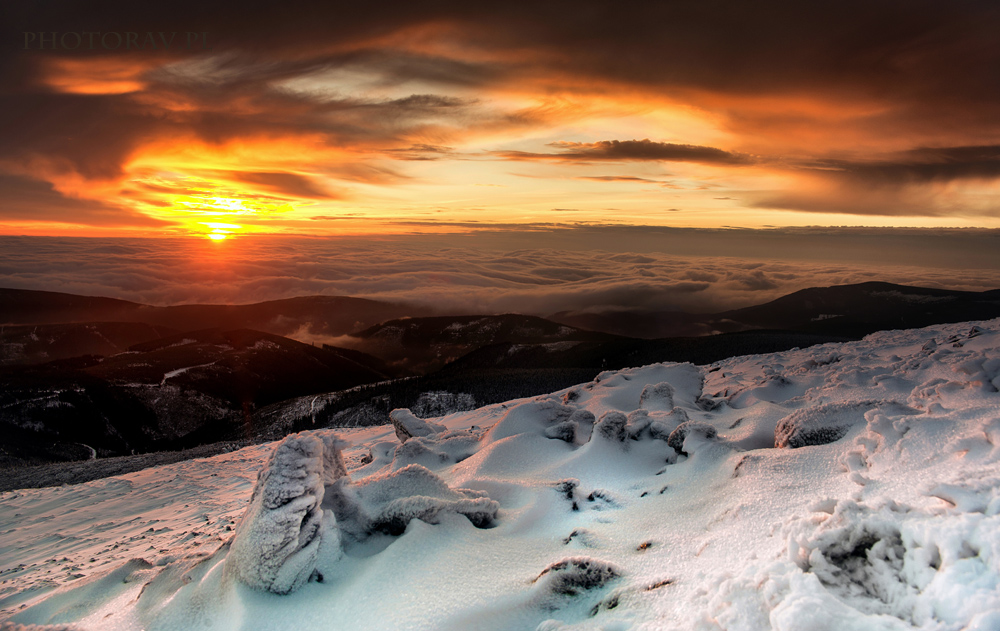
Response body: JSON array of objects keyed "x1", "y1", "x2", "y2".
[{"x1": 200, "y1": 222, "x2": 242, "y2": 240}]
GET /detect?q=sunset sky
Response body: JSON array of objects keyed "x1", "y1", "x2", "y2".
[{"x1": 3, "y1": 1, "x2": 1000, "y2": 240}]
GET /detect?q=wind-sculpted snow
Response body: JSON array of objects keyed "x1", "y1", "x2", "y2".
[
  {"x1": 774, "y1": 400, "x2": 919, "y2": 449},
  {"x1": 324, "y1": 464, "x2": 499, "y2": 537},
  {"x1": 3, "y1": 319, "x2": 1000, "y2": 630}
]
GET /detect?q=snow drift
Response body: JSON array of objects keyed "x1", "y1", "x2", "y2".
[{"x1": 2, "y1": 319, "x2": 1000, "y2": 630}]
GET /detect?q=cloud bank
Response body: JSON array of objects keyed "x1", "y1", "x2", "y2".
[{"x1": 1, "y1": 229, "x2": 997, "y2": 319}]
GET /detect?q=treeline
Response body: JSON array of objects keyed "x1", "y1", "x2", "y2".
[{"x1": 269, "y1": 367, "x2": 601, "y2": 436}]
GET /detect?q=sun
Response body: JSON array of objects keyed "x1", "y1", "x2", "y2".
[{"x1": 199, "y1": 222, "x2": 242, "y2": 240}]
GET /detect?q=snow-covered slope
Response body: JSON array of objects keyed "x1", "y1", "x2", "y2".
[{"x1": 2, "y1": 319, "x2": 1000, "y2": 631}]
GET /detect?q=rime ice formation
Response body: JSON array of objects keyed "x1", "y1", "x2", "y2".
[
  {"x1": 773, "y1": 400, "x2": 920, "y2": 448},
  {"x1": 225, "y1": 428, "x2": 498, "y2": 594},
  {"x1": 225, "y1": 434, "x2": 326, "y2": 595},
  {"x1": 3, "y1": 318, "x2": 1000, "y2": 631},
  {"x1": 389, "y1": 408, "x2": 446, "y2": 443},
  {"x1": 531, "y1": 557, "x2": 621, "y2": 601},
  {"x1": 324, "y1": 464, "x2": 499, "y2": 537},
  {"x1": 666, "y1": 420, "x2": 718, "y2": 455}
]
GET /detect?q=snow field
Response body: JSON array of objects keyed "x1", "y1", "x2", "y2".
[{"x1": 1, "y1": 319, "x2": 999, "y2": 630}]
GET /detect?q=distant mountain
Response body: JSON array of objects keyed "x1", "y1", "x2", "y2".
[
  {"x1": 550, "y1": 282, "x2": 1000, "y2": 339},
  {"x1": 0, "y1": 328, "x2": 391, "y2": 466},
  {"x1": 717, "y1": 282, "x2": 1000, "y2": 336},
  {"x1": 0, "y1": 288, "x2": 434, "y2": 340},
  {"x1": 4, "y1": 281, "x2": 999, "y2": 467},
  {"x1": 0, "y1": 321, "x2": 176, "y2": 366},
  {"x1": 546, "y1": 310, "x2": 723, "y2": 339},
  {"x1": 7, "y1": 282, "x2": 996, "y2": 352},
  {"x1": 435, "y1": 330, "x2": 851, "y2": 375},
  {"x1": 0, "y1": 289, "x2": 143, "y2": 325},
  {"x1": 341, "y1": 314, "x2": 621, "y2": 375}
]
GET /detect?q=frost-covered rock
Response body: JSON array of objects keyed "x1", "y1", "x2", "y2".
[
  {"x1": 226, "y1": 433, "x2": 326, "y2": 594},
  {"x1": 390, "y1": 430, "x2": 480, "y2": 469},
  {"x1": 595, "y1": 411, "x2": 629, "y2": 442},
  {"x1": 389, "y1": 408, "x2": 446, "y2": 443},
  {"x1": 775, "y1": 401, "x2": 916, "y2": 449},
  {"x1": 627, "y1": 407, "x2": 689, "y2": 441},
  {"x1": 667, "y1": 421, "x2": 717, "y2": 455},
  {"x1": 532, "y1": 557, "x2": 620, "y2": 599},
  {"x1": 544, "y1": 409, "x2": 596, "y2": 444},
  {"x1": 324, "y1": 464, "x2": 499, "y2": 537},
  {"x1": 488, "y1": 399, "x2": 594, "y2": 444},
  {"x1": 639, "y1": 382, "x2": 675, "y2": 411},
  {"x1": 319, "y1": 432, "x2": 349, "y2": 485}
]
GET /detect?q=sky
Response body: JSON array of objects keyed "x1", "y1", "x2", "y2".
[{"x1": 3, "y1": 1, "x2": 1000, "y2": 239}]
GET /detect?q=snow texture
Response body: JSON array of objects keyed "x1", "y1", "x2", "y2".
[
  {"x1": 774, "y1": 400, "x2": 918, "y2": 449},
  {"x1": 4, "y1": 318, "x2": 1000, "y2": 631}
]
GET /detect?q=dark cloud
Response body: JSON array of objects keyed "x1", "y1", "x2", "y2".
[
  {"x1": 7, "y1": 0, "x2": 995, "y2": 106},
  {"x1": 752, "y1": 191, "x2": 945, "y2": 217},
  {"x1": 216, "y1": 171, "x2": 340, "y2": 199},
  {"x1": 496, "y1": 140, "x2": 752, "y2": 165},
  {"x1": 0, "y1": 173, "x2": 171, "y2": 227},
  {"x1": 752, "y1": 145, "x2": 1000, "y2": 216},
  {"x1": 808, "y1": 145, "x2": 1000, "y2": 186},
  {"x1": 0, "y1": 91, "x2": 163, "y2": 180}
]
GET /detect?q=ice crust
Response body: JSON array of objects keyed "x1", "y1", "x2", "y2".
[{"x1": 4, "y1": 318, "x2": 1000, "y2": 630}]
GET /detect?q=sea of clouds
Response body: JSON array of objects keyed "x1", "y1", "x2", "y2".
[{"x1": 2, "y1": 228, "x2": 998, "y2": 317}]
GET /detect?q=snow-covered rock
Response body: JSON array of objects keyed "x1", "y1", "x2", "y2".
[
  {"x1": 774, "y1": 400, "x2": 918, "y2": 449},
  {"x1": 225, "y1": 434, "x2": 326, "y2": 594},
  {"x1": 639, "y1": 381, "x2": 675, "y2": 411},
  {"x1": 594, "y1": 410, "x2": 629, "y2": 443},
  {"x1": 531, "y1": 557, "x2": 620, "y2": 602},
  {"x1": 389, "y1": 408, "x2": 446, "y2": 443},
  {"x1": 667, "y1": 420, "x2": 718, "y2": 455}
]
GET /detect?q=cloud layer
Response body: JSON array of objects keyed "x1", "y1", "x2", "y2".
[{"x1": 1, "y1": 229, "x2": 997, "y2": 321}]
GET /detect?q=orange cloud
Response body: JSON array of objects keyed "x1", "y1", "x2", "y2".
[{"x1": 40, "y1": 56, "x2": 157, "y2": 94}]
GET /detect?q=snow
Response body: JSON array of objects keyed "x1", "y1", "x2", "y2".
[
  {"x1": 250, "y1": 340, "x2": 281, "y2": 351},
  {"x1": 2, "y1": 318, "x2": 1000, "y2": 630},
  {"x1": 160, "y1": 362, "x2": 216, "y2": 385}
]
